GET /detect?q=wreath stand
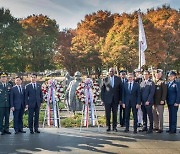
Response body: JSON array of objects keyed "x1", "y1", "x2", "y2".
[
  {"x1": 43, "y1": 102, "x2": 61, "y2": 128},
  {"x1": 80, "y1": 103, "x2": 100, "y2": 132}
]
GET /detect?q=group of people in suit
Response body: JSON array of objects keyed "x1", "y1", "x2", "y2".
[
  {"x1": 101, "y1": 68, "x2": 180, "y2": 134},
  {"x1": 0, "y1": 72, "x2": 43, "y2": 135},
  {"x1": 0, "y1": 68, "x2": 179, "y2": 135}
]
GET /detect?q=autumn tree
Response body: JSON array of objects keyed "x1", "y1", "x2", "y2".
[
  {"x1": 20, "y1": 14, "x2": 59, "y2": 72},
  {"x1": 0, "y1": 7, "x2": 23, "y2": 72},
  {"x1": 71, "y1": 10, "x2": 114, "y2": 75},
  {"x1": 54, "y1": 29, "x2": 76, "y2": 75}
]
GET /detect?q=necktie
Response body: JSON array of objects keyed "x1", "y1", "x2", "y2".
[
  {"x1": 111, "y1": 77, "x2": 114, "y2": 88},
  {"x1": 3, "y1": 84, "x2": 6, "y2": 88},
  {"x1": 129, "y1": 83, "x2": 132, "y2": 92},
  {"x1": 18, "y1": 86, "x2": 22, "y2": 94},
  {"x1": 33, "y1": 83, "x2": 36, "y2": 89}
]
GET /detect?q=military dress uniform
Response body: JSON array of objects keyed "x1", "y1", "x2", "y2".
[
  {"x1": 166, "y1": 71, "x2": 180, "y2": 134},
  {"x1": 0, "y1": 73, "x2": 12, "y2": 135},
  {"x1": 153, "y1": 75, "x2": 167, "y2": 133}
]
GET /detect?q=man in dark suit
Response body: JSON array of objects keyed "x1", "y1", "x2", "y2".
[
  {"x1": 0, "y1": 72, "x2": 12, "y2": 135},
  {"x1": 10, "y1": 76, "x2": 26, "y2": 134},
  {"x1": 134, "y1": 69, "x2": 143, "y2": 127},
  {"x1": 153, "y1": 69, "x2": 167, "y2": 133},
  {"x1": 25, "y1": 73, "x2": 43, "y2": 134},
  {"x1": 119, "y1": 70, "x2": 128, "y2": 127},
  {"x1": 122, "y1": 73, "x2": 141, "y2": 133},
  {"x1": 140, "y1": 70, "x2": 155, "y2": 134},
  {"x1": 166, "y1": 71, "x2": 180, "y2": 134},
  {"x1": 101, "y1": 68, "x2": 122, "y2": 132}
]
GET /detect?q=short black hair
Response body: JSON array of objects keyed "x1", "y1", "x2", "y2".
[
  {"x1": 31, "y1": 73, "x2": 37, "y2": 77},
  {"x1": 15, "y1": 76, "x2": 22, "y2": 80}
]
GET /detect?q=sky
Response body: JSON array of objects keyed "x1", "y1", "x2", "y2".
[{"x1": 0, "y1": 0, "x2": 179, "y2": 29}]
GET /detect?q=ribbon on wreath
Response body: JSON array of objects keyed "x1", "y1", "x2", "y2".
[
  {"x1": 83, "y1": 78, "x2": 95, "y2": 127},
  {"x1": 46, "y1": 80, "x2": 58, "y2": 127}
]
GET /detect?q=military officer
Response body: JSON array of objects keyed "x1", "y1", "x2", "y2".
[
  {"x1": 153, "y1": 69, "x2": 167, "y2": 133},
  {"x1": 166, "y1": 71, "x2": 180, "y2": 134},
  {"x1": 0, "y1": 72, "x2": 12, "y2": 135}
]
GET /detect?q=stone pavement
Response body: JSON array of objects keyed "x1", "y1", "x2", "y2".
[{"x1": 1, "y1": 109, "x2": 180, "y2": 154}]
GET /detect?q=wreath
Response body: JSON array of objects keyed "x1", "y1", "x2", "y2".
[
  {"x1": 41, "y1": 79, "x2": 64, "y2": 102},
  {"x1": 76, "y1": 78, "x2": 100, "y2": 103}
]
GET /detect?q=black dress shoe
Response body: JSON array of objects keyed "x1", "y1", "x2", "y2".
[
  {"x1": 146, "y1": 130, "x2": 153, "y2": 134},
  {"x1": 166, "y1": 130, "x2": 170, "y2": 133},
  {"x1": 19, "y1": 130, "x2": 26, "y2": 133},
  {"x1": 30, "y1": 131, "x2": 34, "y2": 134},
  {"x1": 156, "y1": 130, "x2": 163, "y2": 133},
  {"x1": 124, "y1": 129, "x2": 129, "y2": 133},
  {"x1": 113, "y1": 128, "x2": 118, "y2": 132},
  {"x1": 133, "y1": 130, "x2": 137, "y2": 134},
  {"x1": 35, "y1": 130, "x2": 40, "y2": 133},
  {"x1": 5, "y1": 131, "x2": 11, "y2": 134},
  {"x1": 106, "y1": 128, "x2": 111, "y2": 132},
  {"x1": 153, "y1": 128, "x2": 159, "y2": 131},
  {"x1": 15, "y1": 131, "x2": 19, "y2": 134}
]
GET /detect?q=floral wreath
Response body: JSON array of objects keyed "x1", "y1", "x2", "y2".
[
  {"x1": 41, "y1": 79, "x2": 64, "y2": 102},
  {"x1": 76, "y1": 78, "x2": 100, "y2": 103}
]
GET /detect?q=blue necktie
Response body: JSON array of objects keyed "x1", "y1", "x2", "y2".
[{"x1": 129, "y1": 83, "x2": 132, "y2": 92}]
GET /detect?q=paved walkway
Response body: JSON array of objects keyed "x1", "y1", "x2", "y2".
[{"x1": 1, "y1": 109, "x2": 180, "y2": 154}]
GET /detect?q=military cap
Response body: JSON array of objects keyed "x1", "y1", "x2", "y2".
[
  {"x1": 134, "y1": 68, "x2": 141, "y2": 72},
  {"x1": 74, "y1": 71, "x2": 81, "y2": 77},
  {"x1": 0, "y1": 72, "x2": 8, "y2": 77},
  {"x1": 119, "y1": 70, "x2": 127, "y2": 74},
  {"x1": 168, "y1": 71, "x2": 176, "y2": 76}
]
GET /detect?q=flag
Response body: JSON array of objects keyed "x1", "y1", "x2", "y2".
[{"x1": 138, "y1": 10, "x2": 147, "y2": 69}]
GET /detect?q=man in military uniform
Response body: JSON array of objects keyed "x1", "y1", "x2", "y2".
[
  {"x1": 166, "y1": 71, "x2": 180, "y2": 134},
  {"x1": 153, "y1": 69, "x2": 167, "y2": 133},
  {"x1": 0, "y1": 72, "x2": 12, "y2": 135}
]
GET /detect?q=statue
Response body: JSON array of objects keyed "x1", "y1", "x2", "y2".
[
  {"x1": 64, "y1": 72, "x2": 73, "y2": 89},
  {"x1": 65, "y1": 71, "x2": 82, "y2": 114}
]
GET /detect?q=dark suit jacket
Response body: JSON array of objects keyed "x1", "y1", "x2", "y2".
[
  {"x1": 140, "y1": 79, "x2": 155, "y2": 105},
  {"x1": 101, "y1": 75, "x2": 122, "y2": 104},
  {"x1": 122, "y1": 82, "x2": 140, "y2": 106},
  {"x1": 154, "y1": 79, "x2": 167, "y2": 105},
  {"x1": 25, "y1": 83, "x2": 43, "y2": 108},
  {"x1": 10, "y1": 85, "x2": 25, "y2": 110},
  {"x1": 167, "y1": 80, "x2": 180, "y2": 105},
  {"x1": 121, "y1": 78, "x2": 128, "y2": 85}
]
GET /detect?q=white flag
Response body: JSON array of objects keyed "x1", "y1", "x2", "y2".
[{"x1": 138, "y1": 10, "x2": 147, "y2": 69}]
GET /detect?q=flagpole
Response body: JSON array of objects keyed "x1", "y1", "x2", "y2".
[
  {"x1": 138, "y1": 8, "x2": 147, "y2": 71},
  {"x1": 138, "y1": 9, "x2": 142, "y2": 71}
]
